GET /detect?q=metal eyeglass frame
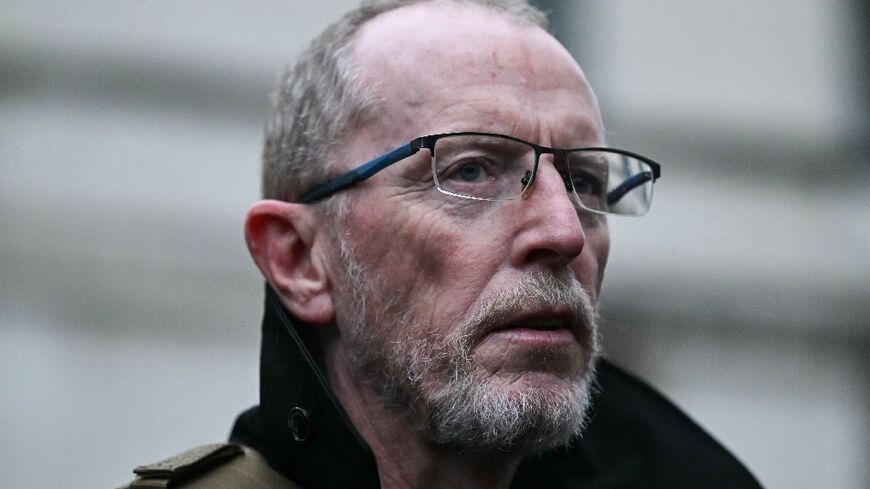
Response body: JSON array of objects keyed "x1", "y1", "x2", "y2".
[{"x1": 296, "y1": 132, "x2": 662, "y2": 215}]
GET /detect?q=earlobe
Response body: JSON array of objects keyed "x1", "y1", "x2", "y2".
[{"x1": 244, "y1": 200, "x2": 334, "y2": 324}]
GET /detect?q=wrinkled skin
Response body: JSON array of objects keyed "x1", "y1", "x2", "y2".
[
  {"x1": 310, "y1": 4, "x2": 609, "y2": 489},
  {"x1": 326, "y1": 4, "x2": 608, "y2": 396}
]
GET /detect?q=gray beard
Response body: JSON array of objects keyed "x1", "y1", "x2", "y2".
[{"x1": 336, "y1": 238, "x2": 600, "y2": 453}]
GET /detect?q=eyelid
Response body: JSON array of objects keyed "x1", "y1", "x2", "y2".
[{"x1": 439, "y1": 155, "x2": 500, "y2": 177}]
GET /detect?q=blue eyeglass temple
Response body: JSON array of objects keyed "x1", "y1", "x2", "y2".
[
  {"x1": 605, "y1": 171, "x2": 653, "y2": 205},
  {"x1": 296, "y1": 139, "x2": 651, "y2": 206},
  {"x1": 297, "y1": 142, "x2": 421, "y2": 204}
]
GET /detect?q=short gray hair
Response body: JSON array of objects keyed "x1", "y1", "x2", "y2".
[{"x1": 261, "y1": 0, "x2": 548, "y2": 203}]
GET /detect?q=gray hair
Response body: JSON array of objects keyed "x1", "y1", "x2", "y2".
[{"x1": 261, "y1": 0, "x2": 548, "y2": 203}]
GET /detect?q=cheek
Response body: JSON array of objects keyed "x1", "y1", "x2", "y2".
[
  {"x1": 576, "y1": 223, "x2": 609, "y2": 300},
  {"x1": 345, "y1": 200, "x2": 503, "y2": 323}
]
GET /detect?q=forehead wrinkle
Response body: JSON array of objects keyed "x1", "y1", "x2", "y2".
[
  {"x1": 351, "y1": 5, "x2": 560, "y2": 99},
  {"x1": 353, "y1": 56, "x2": 600, "y2": 147},
  {"x1": 349, "y1": 4, "x2": 603, "y2": 149},
  {"x1": 424, "y1": 100, "x2": 602, "y2": 147},
  {"x1": 423, "y1": 100, "x2": 529, "y2": 134}
]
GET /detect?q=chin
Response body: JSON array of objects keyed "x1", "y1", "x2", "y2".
[
  {"x1": 421, "y1": 357, "x2": 599, "y2": 454},
  {"x1": 475, "y1": 345, "x2": 590, "y2": 388},
  {"x1": 498, "y1": 370, "x2": 584, "y2": 393}
]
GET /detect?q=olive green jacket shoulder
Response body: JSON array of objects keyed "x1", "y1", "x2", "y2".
[{"x1": 117, "y1": 443, "x2": 297, "y2": 489}]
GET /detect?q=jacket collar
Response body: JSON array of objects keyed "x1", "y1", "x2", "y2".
[
  {"x1": 231, "y1": 284, "x2": 763, "y2": 489},
  {"x1": 231, "y1": 285, "x2": 380, "y2": 488}
]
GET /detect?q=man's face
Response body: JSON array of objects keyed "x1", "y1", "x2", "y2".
[{"x1": 324, "y1": 4, "x2": 609, "y2": 450}]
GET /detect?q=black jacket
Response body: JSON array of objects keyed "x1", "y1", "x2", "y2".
[{"x1": 230, "y1": 287, "x2": 763, "y2": 488}]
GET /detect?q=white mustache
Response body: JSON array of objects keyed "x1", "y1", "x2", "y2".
[{"x1": 452, "y1": 268, "x2": 598, "y2": 348}]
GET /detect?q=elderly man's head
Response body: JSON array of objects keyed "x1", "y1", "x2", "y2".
[{"x1": 248, "y1": 0, "x2": 613, "y2": 454}]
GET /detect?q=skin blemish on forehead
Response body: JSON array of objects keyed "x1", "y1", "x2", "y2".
[{"x1": 490, "y1": 51, "x2": 499, "y2": 80}]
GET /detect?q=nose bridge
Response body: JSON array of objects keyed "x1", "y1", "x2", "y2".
[
  {"x1": 532, "y1": 150, "x2": 571, "y2": 199},
  {"x1": 511, "y1": 150, "x2": 585, "y2": 267}
]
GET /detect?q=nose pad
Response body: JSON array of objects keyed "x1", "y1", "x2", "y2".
[
  {"x1": 520, "y1": 170, "x2": 533, "y2": 200},
  {"x1": 559, "y1": 170, "x2": 572, "y2": 192},
  {"x1": 552, "y1": 152, "x2": 574, "y2": 193},
  {"x1": 521, "y1": 153, "x2": 576, "y2": 202},
  {"x1": 521, "y1": 170, "x2": 532, "y2": 187}
]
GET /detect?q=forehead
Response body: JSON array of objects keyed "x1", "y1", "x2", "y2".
[{"x1": 350, "y1": 3, "x2": 603, "y2": 147}]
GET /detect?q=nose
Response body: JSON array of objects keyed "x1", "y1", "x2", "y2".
[{"x1": 508, "y1": 159, "x2": 586, "y2": 268}]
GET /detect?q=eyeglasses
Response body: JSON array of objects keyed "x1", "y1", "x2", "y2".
[{"x1": 297, "y1": 132, "x2": 662, "y2": 216}]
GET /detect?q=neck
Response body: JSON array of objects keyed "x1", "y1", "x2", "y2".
[{"x1": 324, "y1": 345, "x2": 524, "y2": 489}]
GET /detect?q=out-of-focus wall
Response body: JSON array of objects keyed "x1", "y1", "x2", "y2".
[
  {"x1": 0, "y1": 2, "x2": 360, "y2": 487},
  {"x1": 555, "y1": 2, "x2": 870, "y2": 488},
  {"x1": 1, "y1": 1, "x2": 867, "y2": 488}
]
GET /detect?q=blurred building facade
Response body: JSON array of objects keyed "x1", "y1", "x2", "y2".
[{"x1": 1, "y1": 1, "x2": 868, "y2": 488}]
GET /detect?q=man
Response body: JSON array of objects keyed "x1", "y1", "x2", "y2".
[{"x1": 121, "y1": 1, "x2": 762, "y2": 488}]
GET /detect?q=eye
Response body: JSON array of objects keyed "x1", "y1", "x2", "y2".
[
  {"x1": 447, "y1": 158, "x2": 490, "y2": 183},
  {"x1": 571, "y1": 173, "x2": 599, "y2": 195}
]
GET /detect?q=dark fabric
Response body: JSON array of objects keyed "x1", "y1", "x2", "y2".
[
  {"x1": 231, "y1": 285, "x2": 763, "y2": 489},
  {"x1": 511, "y1": 361, "x2": 762, "y2": 488},
  {"x1": 230, "y1": 287, "x2": 379, "y2": 489}
]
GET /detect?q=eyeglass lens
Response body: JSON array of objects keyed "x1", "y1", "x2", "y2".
[{"x1": 431, "y1": 134, "x2": 654, "y2": 216}]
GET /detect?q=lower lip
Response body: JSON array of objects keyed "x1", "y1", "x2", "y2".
[{"x1": 486, "y1": 327, "x2": 576, "y2": 347}]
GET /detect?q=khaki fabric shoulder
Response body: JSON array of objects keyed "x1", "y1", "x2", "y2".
[{"x1": 118, "y1": 444, "x2": 299, "y2": 489}]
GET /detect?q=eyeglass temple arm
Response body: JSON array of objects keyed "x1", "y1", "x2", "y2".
[
  {"x1": 297, "y1": 141, "x2": 422, "y2": 204},
  {"x1": 606, "y1": 171, "x2": 653, "y2": 205}
]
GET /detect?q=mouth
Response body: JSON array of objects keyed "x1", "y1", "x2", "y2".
[
  {"x1": 510, "y1": 317, "x2": 567, "y2": 331},
  {"x1": 484, "y1": 311, "x2": 586, "y2": 347},
  {"x1": 491, "y1": 310, "x2": 576, "y2": 333}
]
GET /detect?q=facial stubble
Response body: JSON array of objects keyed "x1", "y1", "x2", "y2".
[{"x1": 336, "y1": 237, "x2": 600, "y2": 453}]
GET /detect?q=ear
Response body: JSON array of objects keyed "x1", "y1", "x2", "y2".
[{"x1": 244, "y1": 199, "x2": 334, "y2": 325}]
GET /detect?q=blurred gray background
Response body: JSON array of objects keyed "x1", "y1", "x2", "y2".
[{"x1": 1, "y1": 1, "x2": 868, "y2": 488}]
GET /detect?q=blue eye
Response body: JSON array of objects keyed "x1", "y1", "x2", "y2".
[
  {"x1": 435, "y1": 151, "x2": 511, "y2": 200},
  {"x1": 568, "y1": 169, "x2": 604, "y2": 196},
  {"x1": 454, "y1": 161, "x2": 486, "y2": 182},
  {"x1": 573, "y1": 175, "x2": 594, "y2": 194}
]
